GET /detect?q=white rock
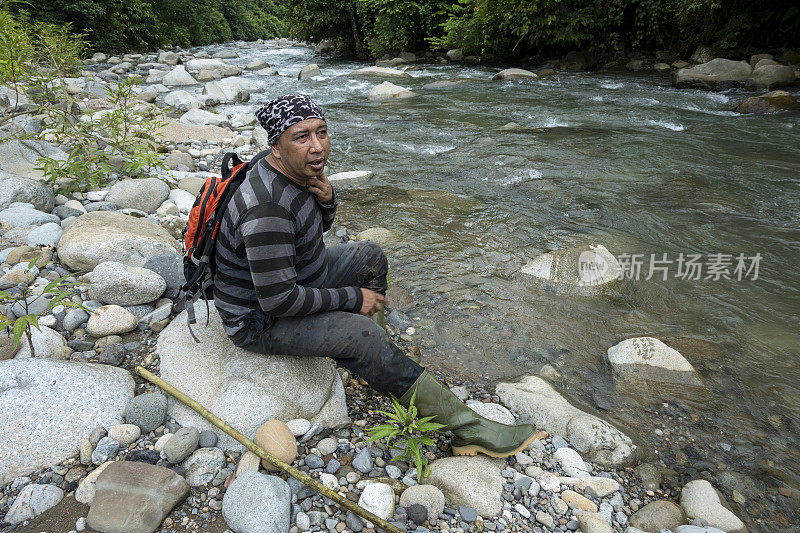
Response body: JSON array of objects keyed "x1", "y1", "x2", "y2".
[
  {"x1": 229, "y1": 113, "x2": 257, "y2": 129},
  {"x1": 319, "y1": 472, "x2": 338, "y2": 491},
  {"x1": 424, "y1": 456, "x2": 504, "y2": 518},
  {"x1": 497, "y1": 376, "x2": 636, "y2": 466},
  {"x1": 179, "y1": 108, "x2": 227, "y2": 127},
  {"x1": 0, "y1": 360, "x2": 133, "y2": 485},
  {"x1": 75, "y1": 461, "x2": 114, "y2": 504},
  {"x1": 162, "y1": 65, "x2": 197, "y2": 86},
  {"x1": 164, "y1": 90, "x2": 200, "y2": 111},
  {"x1": 154, "y1": 433, "x2": 173, "y2": 452},
  {"x1": 298, "y1": 64, "x2": 321, "y2": 80},
  {"x1": 357, "y1": 482, "x2": 395, "y2": 520},
  {"x1": 553, "y1": 448, "x2": 590, "y2": 478},
  {"x1": 157, "y1": 304, "x2": 349, "y2": 451},
  {"x1": 353, "y1": 66, "x2": 411, "y2": 78},
  {"x1": 606, "y1": 337, "x2": 702, "y2": 385},
  {"x1": 466, "y1": 400, "x2": 516, "y2": 425},
  {"x1": 680, "y1": 480, "x2": 746, "y2": 533},
  {"x1": 520, "y1": 244, "x2": 621, "y2": 292},
  {"x1": 15, "y1": 325, "x2": 67, "y2": 359},
  {"x1": 203, "y1": 77, "x2": 257, "y2": 104},
  {"x1": 369, "y1": 81, "x2": 415, "y2": 101},
  {"x1": 86, "y1": 305, "x2": 138, "y2": 337},
  {"x1": 107, "y1": 424, "x2": 141, "y2": 446},
  {"x1": 285, "y1": 419, "x2": 311, "y2": 437},
  {"x1": 493, "y1": 68, "x2": 539, "y2": 80},
  {"x1": 91, "y1": 261, "x2": 166, "y2": 306},
  {"x1": 327, "y1": 171, "x2": 373, "y2": 185},
  {"x1": 2, "y1": 483, "x2": 63, "y2": 524}
]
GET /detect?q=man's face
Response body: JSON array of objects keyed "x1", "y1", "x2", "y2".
[{"x1": 272, "y1": 118, "x2": 329, "y2": 183}]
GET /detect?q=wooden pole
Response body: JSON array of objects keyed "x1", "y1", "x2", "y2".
[{"x1": 135, "y1": 366, "x2": 402, "y2": 533}]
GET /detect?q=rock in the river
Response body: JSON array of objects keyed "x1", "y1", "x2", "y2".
[
  {"x1": 352, "y1": 66, "x2": 411, "y2": 78},
  {"x1": 105, "y1": 177, "x2": 170, "y2": 212},
  {"x1": 86, "y1": 461, "x2": 189, "y2": 533},
  {"x1": 369, "y1": 81, "x2": 415, "y2": 101},
  {"x1": 58, "y1": 211, "x2": 181, "y2": 271},
  {"x1": 298, "y1": 63, "x2": 322, "y2": 80},
  {"x1": 606, "y1": 337, "x2": 702, "y2": 386},
  {"x1": 162, "y1": 65, "x2": 197, "y2": 86},
  {"x1": 0, "y1": 171, "x2": 54, "y2": 212},
  {"x1": 734, "y1": 90, "x2": 799, "y2": 114},
  {"x1": 630, "y1": 500, "x2": 687, "y2": 532},
  {"x1": 356, "y1": 227, "x2": 394, "y2": 246},
  {"x1": 424, "y1": 456, "x2": 504, "y2": 518},
  {"x1": 185, "y1": 58, "x2": 239, "y2": 78},
  {"x1": 493, "y1": 68, "x2": 539, "y2": 80},
  {"x1": 157, "y1": 304, "x2": 349, "y2": 451},
  {"x1": 747, "y1": 64, "x2": 796, "y2": 90},
  {"x1": 358, "y1": 482, "x2": 395, "y2": 520},
  {"x1": 223, "y1": 471, "x2": 291, "y2": 533},
  {"x1": 2, "y1": 483, "x2": 63, "y2": 525},
  {"x1": 254, "y1": 420, "x2": 298, "y2": 472},
  {"x1": 179, "y1": 108, "x2": 227, "y2": 126},
  {"x1": 164, "y1": 89, "x2": 201, "y2": 111},
  {"x1": 446, "y1": 49, "x2": 464, "y2": 61},
  {"x1": 521, "y1": 244, "x2": 621, "y2": 293},
  {"x1": 496, "y1": 376, "x2": 637, "y2": 466},
  {"x1": 182, "y1": 447, "x2": 225, "y2": 486},
  {"x1": 327, "y1": 170, "x2": 373, "y2": 186},
  {"x1": 91, "y1": 261, "x2": 166, "y2": 305},
  {"x1": 399, "y1": 485, "x2": 445, "y2": 523},
  {"x1": 0, "y1": 359, "x2": 133, "y2": 485},
  {"x1": 675, "y1": 59, "x2": 752, "y2": 90},
  {"x1": 124, "y1": 393, "x2": 168, "y2": 432},
  {"x1": 86, "y1": 305, "x2": 138, "y2": 337},
  {"x1": 680, "y1": 480, "x2": 746, "y2": 533}
]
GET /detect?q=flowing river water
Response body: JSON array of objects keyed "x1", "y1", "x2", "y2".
[{"x1": 171, "y1": 41, "x2": 799, "y2": 526}]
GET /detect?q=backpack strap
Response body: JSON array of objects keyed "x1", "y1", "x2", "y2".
[{"x1": 221, "y1": 152, "x2": 245, "y2": 180}]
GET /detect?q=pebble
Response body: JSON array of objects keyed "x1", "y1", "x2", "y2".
[
  {"x1": 305, "y1": 454, "x2": 324, "y2": 469},
  {"x1": 386, "y1": 464, "x2": 402, "y2": 478},
  {"x1": 107, "y1": 423, "x2": 140, "y2": 446},
  {"x1": 91, "y1": 436, "x2": 120, "y2": 464},
  {"x1": 198, "y1": 429, "x2": 218, "y2": 448},
  {"x1": 535, "y1": 510, "x2": 555, "y2": 528},
  {"x1": 286, "y1": 419, "x2": 312, "y2": 437},
  {"x1": 514, "y1": 503, "x2": 531, "y2": 519},
  {"x1": 353, "y1": 448, "x2": 373, "y2": 474},
  {"x1": 317, "y1": 437, "x2": 338, "y2": 455},
  {"x1": 163, "y1": 427, "x2": 200, "y2": 464},
  {"x1": 459, "y1": 506, "x2": 478, "y2": 522}
]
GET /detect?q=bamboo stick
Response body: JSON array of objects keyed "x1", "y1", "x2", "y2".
[{"x1": 135, "y1": 366, "x2": 402, "y2": 533}]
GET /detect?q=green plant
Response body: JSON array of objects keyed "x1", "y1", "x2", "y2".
[
  {"x1": 366, "y1": 388, "x2": 445, "y2": 482},
  {"x1": 0, "y1": 258, "x2": 86, "y2": 358}
]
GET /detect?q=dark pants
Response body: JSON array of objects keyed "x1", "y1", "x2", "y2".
[{"x1": 233, "y1": 241, "x2": 424, "y2": 398}]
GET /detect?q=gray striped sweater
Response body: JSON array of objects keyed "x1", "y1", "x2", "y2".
[{"x1": 213, "y1": 159, "x2": 363, "y2": 338}]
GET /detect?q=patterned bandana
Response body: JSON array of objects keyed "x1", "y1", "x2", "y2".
[{"x1": 255, "y1": 94, "x2": 326, "y2": 146}]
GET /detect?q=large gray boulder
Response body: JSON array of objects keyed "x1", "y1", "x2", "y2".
[
  {"x1": 520, "y1": 244, "x2": 622, "y2": 293},
  {"x1": 164, "y1": 89, "x2": 201, "y2": 111},
  {"x1": 496, "y1": 376, "x2": 637, "y2": 466},
  {"x1": 746, "y1": 64, "x2": 796, "y2": 90},
  {"x1": 369, "y1": 82, "x2": 415, "y2": 101},
  {"x1": 105, "y1": 177, "x2": 170, "y2": 212},
  {"x1": 423, "y1": 456, "x2": 505, "y2": 518},
  {"x1": 675, "y1": 58, "x2": 753, "y2": 90},
  {"x1": 298, "y1": 64, "x2": 322, "y2": 80},
  {"x1": 223, "y1": 471, "x2": 291, "y2": 533},
  {"x1": 162, "y1": 65, "x2": 197, "y2": 86},
  {"x1": 203, "y1": 77, "x2": 258, "y2": 104},
  {"x1": 57, "y1": 211, "x2": 181, "y2": 271},
  {"x1": 493, "y1": 68, "x2": 539, "y2": 80},
  {"x1": 0, "y1": 139, "x2": 67, "y2": 180},
  {"x1": 0, "y1": 359, "x2": 133, "y2": 485},
  {"x1": 90, "y1": 261, "x2": 167, "y2": 305},
  {"x1": 156, "y1": 304, "x2": 350, "y2": 451},
  {"x1": 0, "y1": 171, "x2": 54, "y2": 212},
  {"x1": 734, "y1": 90, "x2": 799, "y2": 114}
]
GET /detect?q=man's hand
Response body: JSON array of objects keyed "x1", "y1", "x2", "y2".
[
  {"x1": 359, "y1": 288, "x2": 388, "y2": 317},
  {"x1": 307, "y1": 172, "x2": 334, "y2": 205}
]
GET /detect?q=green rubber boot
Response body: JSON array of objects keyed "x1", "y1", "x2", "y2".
[{"x1": 399, "y1": 370, "x2": 538, "y2": 457}]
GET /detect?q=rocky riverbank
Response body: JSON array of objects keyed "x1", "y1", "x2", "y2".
[{"x1": 0, "y1": 38, "x2": 793, "y2": 533}]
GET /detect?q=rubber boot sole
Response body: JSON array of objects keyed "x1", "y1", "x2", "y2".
[{"x1": 451, "y1": 429, "x2": 540, "y2": 458}]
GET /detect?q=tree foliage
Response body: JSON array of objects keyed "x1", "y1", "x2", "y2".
[
  {"x1": 8, "y1": 0, "x2": 286, "y2": 53},
  {"x1": 288, "y1": 0, "x2": 799, "y2": 59}
]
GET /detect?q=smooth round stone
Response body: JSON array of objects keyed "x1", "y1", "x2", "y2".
[
  {"x1": 254, "y1": 420, "x2": 298, "y2": 472},
  {"x1": 107, "y1": 424, "x2": 141, "y2": 446},
  {"x1": 163, "y1": 427, "x2": 200, "y2": 464},
  {"x1": 386, "y1": 464, "x2": 402, "y2": 479},
  {"x1": 316, "y1": 437, "x2": 337, "y2": 456},
  {"x1": 3, "y1": 483, "x2": 64, "y2": 525},
  {"x1": 199, "y1": 429, "x2": 218, "y2": 448},
  {"x1": 123, "y1": 393, "x2": 168, "y2": 433},
  {"x1": 399, "y1": 484, "x2": 445, "y2": 521},
  {"x1": 304, "y1": 454, "x2": 324, "y2": 469},
  {"x1": 25, "y1": 222, "x2": 63, "y2": 247},
  {"x1": 63, "y1": 308, "x2": 90, "y2": 331},
  {"x1": 285, "y1": 418, "x2": 312, "y2": 437},
  {"x1": 86, "y1": 305, "x2": 138, "y2": 337},
  {"x1": 222, "y1": 471, "x2": 290, "y2": 533},
  {"x1": 357, "y1": 482, "x2": 395, "y2": 520}
]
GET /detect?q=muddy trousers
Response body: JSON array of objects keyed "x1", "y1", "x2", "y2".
[{"x1": 231, "y1": 241, "x2": 424, "y2": 398}]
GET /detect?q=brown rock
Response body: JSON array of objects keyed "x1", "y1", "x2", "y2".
[
  {"x1": 561, "y1": 489, "x2": 598, "y2": 512},
  {"x1": 6, "y1": 245, "x2": 52, "y2": 266},
  {"x1": 0, "y1": 335, "x2": 17, "y2": 360},
  {"x1": 629, "y1": 500, "x2": 686, "y2": 532},
  {"x1": 254, "y1": 420, "x2": 298, "y2": 472},
  {"x1": 86, "y1": 461, "x2": 189, "y2": 533},
  {"x1": 735, "y1": 90, "x2": 799, "y2": 114}
]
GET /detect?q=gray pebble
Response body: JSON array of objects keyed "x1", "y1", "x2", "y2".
[{"x1": 198, "y1": 430, "x2": 218, "y2": 448}]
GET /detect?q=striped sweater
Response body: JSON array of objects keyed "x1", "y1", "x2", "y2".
[{"x1": 213, "y1": 159, "x2": 363, "y2": 339}]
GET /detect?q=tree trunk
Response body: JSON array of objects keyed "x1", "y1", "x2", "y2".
[{"x1": 348, "y1": 3, "x2": 367, "y2": 59}]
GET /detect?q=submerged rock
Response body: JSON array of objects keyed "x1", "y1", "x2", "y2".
[
  {"x1": 520, "y1": 244, "x2": 622, "y2": 293},
  {"x1": 157, "y1": 304, "x2": 349, "y2": 451},
  {"x1": 497, "y1": 376, "x2": 637, "y2": 466},
  {"x1": 680, "y1": 480, "x2": 747, "y2": 533},
  {"x1": 606, "y1": 337, "x2": 702, "y2": 386},
  {"x1": 369, "y1": 81, "x2": 415, "y2": 101}
]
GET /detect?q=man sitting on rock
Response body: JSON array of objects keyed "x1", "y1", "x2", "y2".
[{"x1": 212, "y1": 93, "x2": 536, "y2": 458}]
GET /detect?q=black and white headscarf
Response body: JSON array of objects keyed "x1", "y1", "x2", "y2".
[{"x1": 255, "y1": 94, "x2": 326, "y2": 146}]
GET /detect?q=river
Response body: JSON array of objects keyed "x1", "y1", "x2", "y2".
[{"x1": 172, "y1": 40, "x2": 800, "y2": 526}]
